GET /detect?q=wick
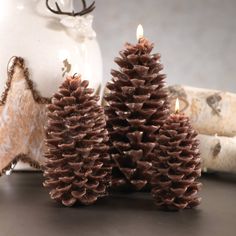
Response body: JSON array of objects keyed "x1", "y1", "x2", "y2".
[
  {"x1": 72, "y1": 73, "x2": 77, "y2": 79},
  {"x1": 175, "y1": 109, "x2": 180, "y2": 114},
  {"x1": 138, "y1": 37, "x2": 145, "y2": 44}
]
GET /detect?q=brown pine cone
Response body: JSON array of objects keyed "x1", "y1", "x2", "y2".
[
  {"x1": 105, "y1": 38, "x2": 170, "y2": 191},
  {"x1": 151, "y1": 113, "x2": 202, "y2": 210},
  {"x1": 43, "y1": 75, "x2": 111, "y2": 207}
]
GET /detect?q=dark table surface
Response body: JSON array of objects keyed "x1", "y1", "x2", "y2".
[{"x1": 0, "y1": 172, "x2": 235, "y2": 236}]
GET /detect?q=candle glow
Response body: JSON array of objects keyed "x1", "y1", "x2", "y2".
[
  {"x1": 175, "y1": 98, "x2": 180, "y2": 113},
  {"x1": 136, "y1": 24, "x2": 144, "y2": 41}
]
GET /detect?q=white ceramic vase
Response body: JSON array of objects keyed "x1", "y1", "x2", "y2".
[
  {"x1": 0, "y1": 0, "x2": 103, "y2": 171},
  {"x1": 0, "y1": 0, "x2": 103, "y2": 98}
]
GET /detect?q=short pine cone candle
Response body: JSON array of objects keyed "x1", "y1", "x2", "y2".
[
  {"x1": 151, "y1": 109, "x2": 202, "y2": 210},
  {"x1": 43, "y1": 75, "x2": 111, "y2": 207},
  {"x1": 105, "y1": 36, "x2": 169, "y2": 191}
]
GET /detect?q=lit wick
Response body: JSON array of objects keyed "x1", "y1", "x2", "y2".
[
  {"x1": 136, "y1": 24, "x2": 144, "y2": 42},
  {"x1": 175, "y1": 98, "x2": 180, "y2": 114}
]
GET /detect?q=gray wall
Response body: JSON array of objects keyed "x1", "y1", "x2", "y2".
[{"x1": 93, "y1": 0, "x2": 236, "y2": 92}]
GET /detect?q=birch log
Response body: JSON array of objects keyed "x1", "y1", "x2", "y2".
[
  {"x1": 168, "y1": 85, "x2": 236, "y2": 137},
  {"x1": 199, "y1": 134, "x2": 236, "y2": 173}
]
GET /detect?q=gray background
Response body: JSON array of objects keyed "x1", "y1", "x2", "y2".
[{"x1": 92, "y1": 0, "x2": 236, "y2": 92}]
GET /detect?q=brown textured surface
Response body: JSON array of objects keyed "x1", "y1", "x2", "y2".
[
  {"x1": 151, "y1": 113, "x2": 201, "y2": 210},
  {"x1": 105, "y1": 37, "x2": 169, "y2": 191},
  {"x1": 43, "y1": 75, "x2": 111, "y2": 206},
  {"x1": 0, "y1": 57, "x2": 50, "y2": 175}
]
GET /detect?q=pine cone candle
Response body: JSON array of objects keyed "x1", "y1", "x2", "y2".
[
  {"x1": 105, "y1": 30, "x2": 169, "y2": 191},
  {"x1": 151, "y1": 101, "x2": 201, "y2": 210},
  {"x1": 43, "y1": 75, "x2": 111, "y2": 207}
]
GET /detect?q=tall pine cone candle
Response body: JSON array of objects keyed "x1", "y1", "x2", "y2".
[
  {"x1": 105, "y1": 25, "x2": 169, "y2": 191},
  {"x1": 43, "y1": 75, "x2": 111, "y2": 207},
  {"x1": 151, "y1": 99, "x2": 202, "y2": 210}
]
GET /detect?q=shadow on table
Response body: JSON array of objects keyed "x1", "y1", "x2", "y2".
[{"x1": 202, "y1": 172, "x2": 236, "y2": 184}]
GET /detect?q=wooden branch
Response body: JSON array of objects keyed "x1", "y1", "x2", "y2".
[
  {"x1": 168, "y1": 85, "x2": 236, "y2": 137},
  {"x1": 199, "y1": 134, "x2": 236, "y2": 173}
]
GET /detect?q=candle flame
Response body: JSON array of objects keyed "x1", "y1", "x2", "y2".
[
  {"x1": 175, "y1": 98, "x2": 180, "y2": 113},
  {"x1": 136, "y1": 24, "x2": 144, "y2": 41}
]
